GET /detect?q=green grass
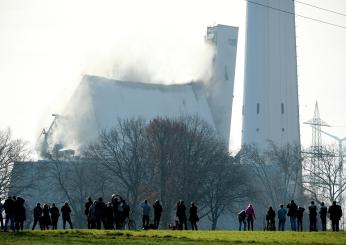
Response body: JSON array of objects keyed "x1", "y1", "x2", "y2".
[{"x1": 1, "y1": 229, "x2": 345, "y2": 245}]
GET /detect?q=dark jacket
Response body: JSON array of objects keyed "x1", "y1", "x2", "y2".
[
  {"x1": 61, "y1": 205, "x2": 72, "y2": 219},
  {"x1": 297, "y1": 207, "x2": 305, "y2": 219},
  {"x1": 85, "y1": 200, "x2": 93, "y2": 216},
  {"x1": 153, "y1": 203, "x2": 163, "y2": 216},
  {"x1": 328, "y1": 204, "x2": 342, "y2": 221},
  {"x1": 319, "y1": 206, "x2": 327, "y2": 218},
  {"x1": 189, "y1": 205, "x2": 199, "y2": 223},
  {"x1": 4, "y1": 198, "x2": 15, "y2": 215},
  {"x1": 14, "y1": 197, "x2": 26, "y2": 221},
  {"x1": 50, "y1": 207, "x2": 60, "y2": 219},
  {"x1": 287, "y1": 202, "x2": 297, "y2": 217},
  {"x1": 33, "y1": 206, "x2": 43, "y2": 219},
  {"x1": 177, "y1": 203, "x2": 186, "y2": 218},
  {"x1": 266, "y1": 208, "x2": 275, "y2": 221},
  {"x1": 309, "y1": 204, "x2": 317, "y2": 217},
  {"x1": 42, "y1": 207, "x2": 52, "y2": 225}
]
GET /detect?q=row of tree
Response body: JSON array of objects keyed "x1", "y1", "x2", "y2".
[{"x1": 1, "y1": 117, "x2": 345, "y2": 229}]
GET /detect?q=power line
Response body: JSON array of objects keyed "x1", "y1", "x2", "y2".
[
  {"x1": 244, "y1": 0, "x2": 346, "y2": 29},
  {"x1": 295, "y1": 0, "x2": 346, "y2": 17}
]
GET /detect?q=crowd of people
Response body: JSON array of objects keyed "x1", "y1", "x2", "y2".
[
  {"x1": 0, "y1": 196, "x2": 26, "y2": 232},
  {"x1": 238, "y1": 200, "x2": 343, "y2": 232},
  {"x1": 84, "y1": 195, "x2": 130, "y2": 229},
  {"x1": 84, "y1": 196, "x2": 199, "y2": 231},
  {"x1": 32, "y1": 202, "x2": 73, "y2": 230},
  {"x1": 0, "y1": 195, "x2": 342, "y2": 232}
]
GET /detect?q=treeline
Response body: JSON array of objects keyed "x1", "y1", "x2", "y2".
[{"x1": 80, "y1": 116, "x2": 249, "y2": 229}]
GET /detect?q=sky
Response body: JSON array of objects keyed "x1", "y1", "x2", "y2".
[{"x1": 0, "y1": 0, "x2": 345, "y2": 154}]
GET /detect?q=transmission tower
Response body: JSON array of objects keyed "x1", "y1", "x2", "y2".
[{"x1": 304, "y1": 102, "x2": 330, "y2": 188}]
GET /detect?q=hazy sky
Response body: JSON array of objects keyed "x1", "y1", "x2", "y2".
[{"x1": 0, "y1": 0, "x2": 345, "y2": 153}]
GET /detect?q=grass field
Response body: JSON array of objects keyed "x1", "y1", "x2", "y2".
[{"x1": 1, "y1": 229, "x2": 345, "y2": 245}]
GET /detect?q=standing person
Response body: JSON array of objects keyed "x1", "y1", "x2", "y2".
[
  {"x1": 112, "y1": 195, "x2": 122, "y2": 229},
  {"x1": 177, "y1": 200, "x2": 187, "y2": 230},
  {"x1": 95, "y1": 197, "x2": 106, "y2": 229},
  {"x1": 238, "y1": 209, "x2": 247, "y2": 231},
  {"x1": 0, "y1": 198, "x2": 3, "y2": 230},
  {"x1": 32, "y1": 203, "x2": 43, "y2": 230},
  {"x1": 296, "y1": 206, "x2": 305, "y2": 232},
  {"x1": 122, "y1": 200, "x2": 130, "y2": 229},
  {"x1": 88, "y1": 201, "x2": 97, "y2": 229},
  {"x1": 61, "y1": 202, "x2": 73, "y2": 229},
  {"x1": 308, "y1": 201, "x2": 317, "y2": 231},
  {"x1": 104, "y1": 202, "x2": 114, "y2": 230},
  {"x1": 3, "y1": 196, "x2": 15, "y2": 232},
  {"x1": 14, "y1": 197, "x2": 26, "y2": 231},
  {"x1": 189, "y1": 202, "x2": 199, "y2": 230},
  {"x1": 85, "y1": 197, "x2": 93, "y2": 229},
  {"x1": 245, "y1": 204, "x2": 256, "y2": 231},
  {"x1": 277, "y1": 204, "x2": 287, "y2": 231},
  {"x1": 266, "y1": 206, "x2": 276, "y2": 231},
  {"x1": 42, "y1": 204, "x2": 51, "y2": 230},
  {"x1": 140, "y1": 200, "x2": 151, "y2": 229},
  {"x1": 328, "y1": 201, "x2": 342, "y2": 232},
  {"x1": 153, "y1": 200, "x2": 163, "y2": 229},
  {"x1": 50, "y1": 203, "x2": 60, "y2": 230},
  {"x1": 319, "y1": 202, "x2": 327, "y2": 231},
  {"x1": 287, "y1": 200, "x2": 297, "y2": 231}
]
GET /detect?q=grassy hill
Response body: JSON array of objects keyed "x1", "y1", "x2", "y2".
[{"x1": 1, "y1": 229, "x2": 345, "y2": 244}]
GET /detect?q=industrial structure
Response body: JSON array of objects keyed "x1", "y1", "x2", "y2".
[
  {"x1": 242, "y1": 0, "x2": 301, "y2": 148},
  {"x1": 37, "y1": 25, "x2": 238, "y2": 156}
]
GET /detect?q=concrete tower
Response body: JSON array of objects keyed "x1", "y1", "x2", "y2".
[
  {"x1": 206, "y1": 25, "x2": 238, "y2": 146},
  {"x1": 242, "y1": 0, "x2": 300, "y2": 148}
]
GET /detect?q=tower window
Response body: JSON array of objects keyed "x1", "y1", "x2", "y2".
[
  {"x1": 281, "y1": 103, "x2": 284, "y2": 114},
  {"x1": 224, "y1": 65, "x2": 229, "y2": 80},
  {"x1": 257, "y1": 103, "x2": 260, "y2": 115}
]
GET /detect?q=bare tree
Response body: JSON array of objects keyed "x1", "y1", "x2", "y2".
[
  {"x1": 202, "y1": 158, "x2": 249, "y2": 230},
  {"x1": 302, "y1": 145, "x2": 346, "y2": 204},
  {"x1": 0, "y1": 128, "x2": 29, "y2": 198},
  {"x1": 240, "y1": 142, "x2": 302, "y2": 209},
  {"x1": 84, "y1": 118, "x2": 149, "y2": 209},
  {"x1": 48, "y1": 159, "x2": 107, "y2": 227},
  {"x1": 146, "y1": 116, "x2": 241, "y2": 227}
]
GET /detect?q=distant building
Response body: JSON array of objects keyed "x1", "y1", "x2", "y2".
[
  {"x1": 242, "y1": 0, "x2": 300, "y2": 148},
  {"x1": 38, "y1": 25, "x2": 238, "y2": 156}
]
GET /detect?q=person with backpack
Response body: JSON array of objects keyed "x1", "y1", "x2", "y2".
[{"x1": 287, "y1": 200, "x2": 297, "y2": 231}]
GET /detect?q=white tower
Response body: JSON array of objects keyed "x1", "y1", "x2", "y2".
[
  {"x1": 242, "y1": 0, "x2": 300, "y2": 148},
  {"x1": 206, "y1": 25, "x2": 238, "y2": 146}
]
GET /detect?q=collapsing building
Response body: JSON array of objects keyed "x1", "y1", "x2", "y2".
[{"x1": 38, "y1": 24, "x2": 239, "y2": 156}]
